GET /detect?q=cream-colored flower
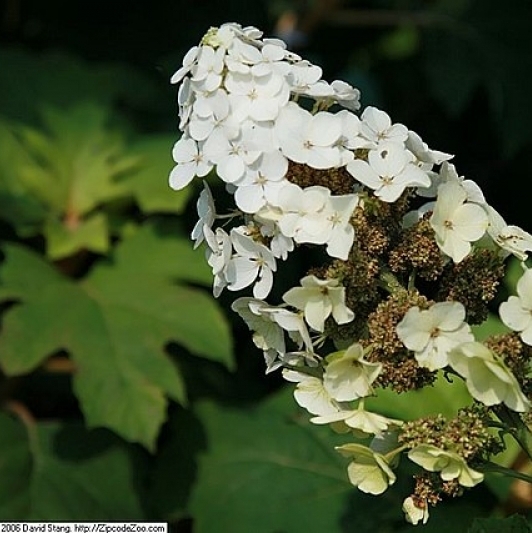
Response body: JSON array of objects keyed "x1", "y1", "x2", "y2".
[
  {"x1": 311, "y1": 402, "x2": 402, "y2": 437},
  {"x1": 402, "y1": 497, "x2": 429, "y2": 526},
  {"x1": 282, "y1": 370, "x2": 339, "y2": 416},
  {"x1": 323, "y1": 343, "x2": 382, "y2": 402},
  {"x1": 449, "y1": 341, "x2": 530, "y2": 412},
  {"x1": 408, "y1": 444, "x2": 483, "y2": 487},
  {"x1": 336, "y1": 442, "x2": 397, "y2": 495}
]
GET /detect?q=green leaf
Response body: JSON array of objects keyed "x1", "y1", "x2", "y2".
[
  {"x1": 108, "y1": 218, "x2": 213, "y2": 286},
  {"x1": 17, "y1": 103, "x2": 136, "y2": 217},
  {"x1": 469, "y1": 514, "x2": 531, "y2": 533},
  {"x1": 0, "y1": 119, "x2": 46, "y2": 235},
  {"x1": 0, "y1": 412, "x2": 146, "y2": 520},
  {"x1": 45, "y1": 212, "x2": 110, "y2": 259},
  {"x1": 0, "y1": 223, "x2": 232, "y2": 449},
  {"x1": 123, "y1": 134, "x2": 190, "y2": 214},
  {"x1": 188, "y1": 388, "x2": 404, "y2": 533}
]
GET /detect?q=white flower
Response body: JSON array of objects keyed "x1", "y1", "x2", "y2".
[
  {"x1": 337, "y1": 109, "x2": 369, "y2": 157},
  {"x1": 170, "y1": 46, "x2": 199, "y2": 85},
  {"x1": 359, "y1": 106, "x2": 408, "y2": 147},
  {"x1": 226, "y1": 227, "x2": 277, "y2": 299},
  {"x1": 408, "y1": 445, "x2": 484, "y2": 487},
  {"x1": 203, "y1": 128, "x2": 261, "y2": 184},
  {"x1": 331, "y1": 80, "x2": 361, "y2": 111},
  {"x1": 201, "y1": 24, "x2": 239, "y2": 50},
  {"x1": 169, "y1": 137, "x2": 213, "y2": 190},
  {"x1": 191, "y1": 181, "x2": 216, "y2": 249},
  {"x1": 255, "y1": 216, "x2": 294, "y2": 260},
  {"x1": 233, "y1": 150, "x2": 288, "y2": 214},
  {"x1": 335, "y1": 443, "x2": 397, "y2": 495},
  {"x1": 322, "y1": 194, "x2": 359, "y2": 260},
  {"x1": 226, "y1": 71, "x2": 290, "y2": 122},
  {"x1": 190, "y1": 45, "x2": 225, "y2": 92},
  {"x1": 347, "y1": 143, "x2": 430, "y2": 202},
  {"x1": 406, "y1": 130, "x2": 453, "y2": 166},
  {"x1": 486, "y1": 205, "x2": 532, "y2": 261},
  {"x1": 430, "y1": 180, "x2": 488, "y2": 263},
  {"x1": 231, "y1": 297, "x2": 286, "y2": 355},
  {"x1": 188, "y1": 89, "x2": 239, "y2": 142},
  {"x1": 500, "y1": 268, "x2": 532, "y2": 345},
  {"x1": 402, "y1": 497, "x2": 429, "y2": 526},
  {"x1": 204, "y1": 226, "x2": 232, "y2": 297},
  {"x1": 282, "y1": 275, "x2": 354, "y2": 332},
  {"x1": 323, "y1": 343, "x2": 382, "y2": 402},
  {"x1": 269, "y1": 308, "x2": 314, "y2": 353},
  {"x1": 283, "y1": 370, "x2": 339, "y2": 416},
  {"x1": 420, "y1": 162, "x2": 486, "y2": 202},
  {"x1": 311, "y1": 403, "x2": 401, "y2": 437},
  {"x1": 448, "y1": 341, "x2": 530, "y2": 412},
  {"x1": 276, "y1": 183, "x2": 332, "y2": 244},
  {"x1": 287, "y1": 61, "x2": 323, "y2": 95},
  {"x1": 170, "y1": 46, "x2": 199, "y2": 83},
  {"x1": 275, "y1": 102, "x2": 343, "y2": 169},
  {"x1": 177, "y1": 77, "x2": 194, "y2": 129},
  {"x1": 396, "y1": 301, "x2": 474, "y2": 371}
]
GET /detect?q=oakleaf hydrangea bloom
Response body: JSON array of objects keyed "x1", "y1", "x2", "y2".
[
  {"x1": 311, "y1": 403, "x2": 402, "y2": 437},
  {"x1": 169, "y1": 137, "x2": 212, "y2": 191},
  {"x1": 396, "y1": 301, "x2": 474, "y2": 371},
  {"x1": 408, "y1": 445, "x2": 484, "y2": 487},
  {"x1": 323, "y1": 343, "x2": 382, "y2": 402},
  {"x1": 402, "y1": 496, "x2": 430, "y2": 526},
  {"x1": 335, "y1": 442, "x2": 398, "y2": 495},
  {"x1": 430, "y1": 180, "x2": 488, "y2": 263},
  {"x1": 448, "y1": 342, "x2": 530, "y2": 412},
  {"x1": 282, "y1": 275, "x2": 354, "y2": 332},
  {"x1": 486, "y1": 206, "x2": 532, "y2": 261},
  {"x1": 170, "y1": 22, "x2": 532, "y2": 525},
  {"x1": 499, "y1": 268, "x2": 532, "y2": 346},
  {"x1": 347, "y1": 143, "x2": 430, "y2": 202},
  {"x1": 283, "y1": 369, "x2": 339, "y2": 416},
  {"x1": 190, "y1": 181, "x2": 216, "y2": 249}
]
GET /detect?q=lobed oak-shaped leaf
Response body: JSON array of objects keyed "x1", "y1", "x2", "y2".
[
  {"x1": 0, "y1": 412, "x2": 146, "y2": 520},
  {"x1": 0, "y1": 222, "x2": 232, "y2": 449}
]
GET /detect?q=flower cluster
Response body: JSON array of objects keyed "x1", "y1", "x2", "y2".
[{"x1": 170, "y1": 23, "x2": 532, "y2": 525}]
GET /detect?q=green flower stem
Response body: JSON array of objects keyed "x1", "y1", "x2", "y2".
[
  {"x1": 378, "y1": 269, "x2": 405, "y2": 295},
  {"x1": 479, "y1": 461, "x2": 532, "y2": 484},
  {"x1": 496, "y1": 406, "x2": 532, "y2": 462}
]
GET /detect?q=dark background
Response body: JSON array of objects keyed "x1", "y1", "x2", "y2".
[{"x1": 2, "y1": 0, "x2": 531, "y2": 229}]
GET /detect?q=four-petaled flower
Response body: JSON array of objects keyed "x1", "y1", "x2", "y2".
[
  {"x1": 430, "y1": 180, "x2": 488, "y2": 263},
  {"x1": 499, "y1": 268, "x2": 532, "y2": 346},
  {"x1": 335, "y1": 442, "x2": 398, "y2": 495},
  {"x1": 323, "y1": 343, "x2": 382, "y2": 401},
  {"x1": 396, "y1": 301, "x2": 474, "y2": 371},
  {"x1": 282, "y1": 275, "x2": 354, "y2": 332},
  {"x1": 448, "y1": 341, "x2": 531, "y2": 412},
  {"x1": 407, "y1": 444, "x2": 484, "y2": 487}
]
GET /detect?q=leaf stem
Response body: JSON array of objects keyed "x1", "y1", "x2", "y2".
[
  {"x1": 496, "y1": 406, "x2": 532, "y2": 462},
  {"x1": 479, "y1": 461, "x2": 532, "y2": 485}
]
